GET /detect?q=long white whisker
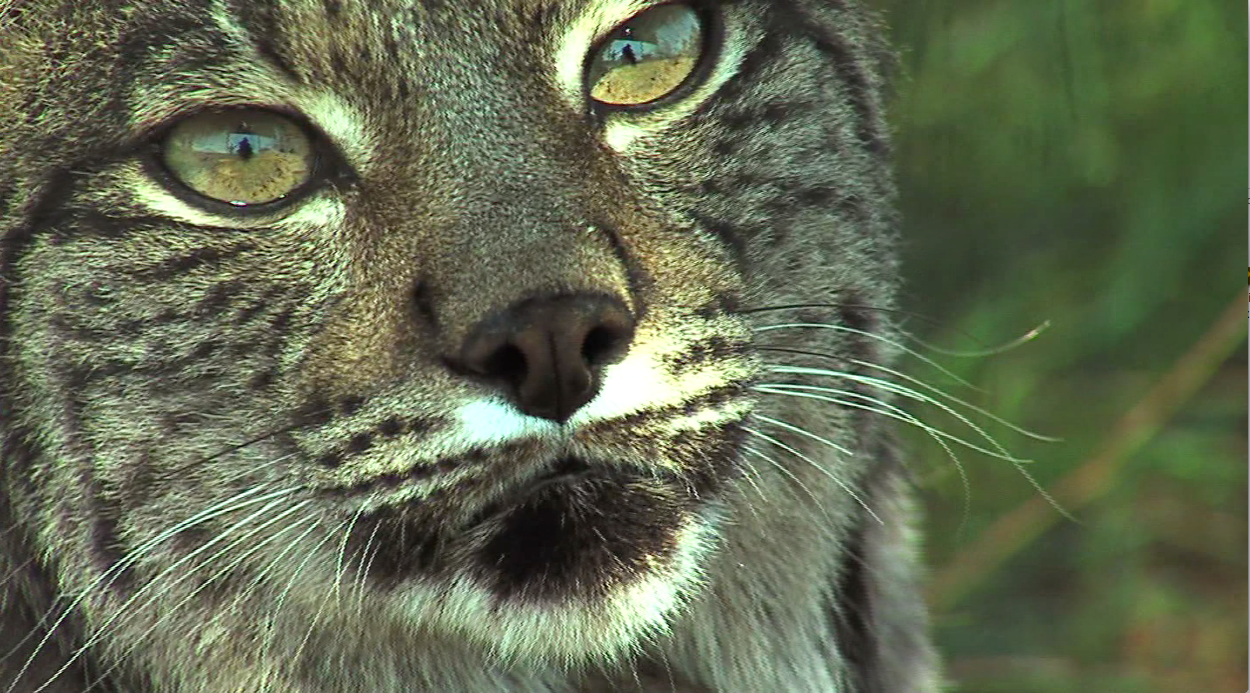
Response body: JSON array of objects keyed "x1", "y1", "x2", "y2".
[
  {"x1": 332, "y1": 507, "x2": 365, "y2": 607},
  {"x1": 754, "y1": 384, "x2": 972, "y2": 530},
  {"x1": 906, "y1": 320, "x2": 1051, "y2": 358},
  {"x1": 847, "y1": 357, "x2": 1059, "y2": 442},
  {"x1": 0, "y1": 556, "x2": 35, "y2": 594},
  {"x1": 742, "y1": 425, "x2": 881, "y2": 525},
  {"x1": 353, "y1": 518, "x2": 382, "y2": 618},
  {"x1": 25, "y1": 491, "x2": 305, "y2": 693},
  {"x1": 766, "y1": 365, "x2": 1072, "y2": 520},
  {"x1": 766, "y1": 364, "x2": 1021, "y2": 463},
  {"x1": 3, "y1": 484, "x2": 291, "y2": 692},
  {"x1": 221, "y1": 519, "x2": 322, "y2": 625},
  {"x1": 263, "y1": 520, "x2": 343, "y2": 671},
  {"x1": 759, "y1": 340, "x2": 1056, "y2": 443},
  {"x1": 78, "y1": 507, "x2": 314, "y2": 693},
  {"x1": 753, "y1": 321, "x2": 978, "y2": 390},
  {"x1": 755, "y1": 383, "x2": 1024, "y2": 462},
  {"x1": 731, "y1": 444, "x2": 771, "y2": 509},
  {"x1": 4, "y1": 483, "x2": 282, "y2": 667},
  {"x1": 739, "y1": 445, "x2": 830, "y2": 521},
  {"x1": 753, "y1": 413, "x2": 853, "y2": 456}
]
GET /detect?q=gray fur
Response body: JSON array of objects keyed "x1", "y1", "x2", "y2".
[{"x1": 0, "y1": 0, "x2": 940, "y2": 690}]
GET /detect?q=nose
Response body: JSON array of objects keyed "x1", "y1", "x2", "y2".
[{"x1": 456, "y1": 294, "x2": 635, "y2": 423}]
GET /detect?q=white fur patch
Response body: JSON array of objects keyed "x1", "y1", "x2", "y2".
[
  {"x1": 291, "y1": 90, "x2": 378, "y2": 174},
  {"x1": 454, "y1": 399, "x2": 559, "y2": 445},
  {"x1": 569, "y1": 347, "x2": 670, "y2": 426},
  {"x1": 121, "y1": 165, "x2": 347, "y2": 230}
]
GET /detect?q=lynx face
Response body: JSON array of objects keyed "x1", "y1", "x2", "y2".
[{"x1": 0, "y1": 1, "x2": 933, "y2": 692}]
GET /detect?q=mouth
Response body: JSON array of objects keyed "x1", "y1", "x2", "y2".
[
  {"x1": 343, "y1": 452, "x2": 696, "y2": 600},
  {"x1": 463, "y1": 456, "x2": 595, "y2": 530},
  {"x1": 471, "y1": 458, "x2": 693, "y2": 602}
]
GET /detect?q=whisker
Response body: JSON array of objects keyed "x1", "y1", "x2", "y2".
[
  {"x1": 216, "y1": 450, "x2": 306, "y2": 488},
  {"x1": 754, "y1": 384, "x2": 972, "y2": 531},
  {"x1": 753, "y1": 413, "x2": 853, "y2": 456},
  {"x1": 742, "y1": 302, "x2": 1051, "y2": 358},
  {"x1": 754, "y1": 382, "x2": 1028, "y2": 461},
  {"x1": 730, "y1": 445, "x2": 771, "y2": 509},
  {"x1": 23, "y1": 492, "x2": 307, "y2": 693},
  {"x1": 760, "y1": 343, "x2": 992, "y2": 429},
  {"x1": 766, "y1": 364, "x2": 1025, "y2": 463},
  {"x1": 907, "y1": 320, "x2": 1051, "y2": 358},
  {"x1": 742, "y1": 425, "x2": 882, "y2": 525},
  {"x1": 0, "y1": 555, "x2": 35, "y2": 594},
  {"x1": 78, "y1": 508, "x2": 315, "y2": 693},
  {"x1": 219, "y1": 519, "x2": 322, "y2": 625},
  {"x1": 6, "y1": 448, "x2": 303, "y2": 672},
  {"x1": 2, "y1": 484, "x2": 292, "y2": 687},
  {"x1": 333, "y1": 507, "x2": 366, "y2": 606},
  {"x1": 740, "y1": 301, "x2": 942, "y2": 327},
  {"x1": 264, "y1": 519, "x2": 345, "y2": 670},
  {"x1": 758, "y1": 338, "x2": 1059, "y2": 443},
  {"x1": 766, "y1": 364, "x2": 1073, "y2": 520},
  {"x1": 753, "y1": 322, "x2": 978, "y2": 391},
  {"x1": 739, "y1": 445, "x2": 831, "y2": 522},
  {"x1": 353, "y1": 517, "x2": 383, "y2": 618},
  {"x1": 845, "y1": 357, "x2": 1060, "y2": 442},
  {"x1": 168, "y1": 404, "x2": 336, "y2": 477}
]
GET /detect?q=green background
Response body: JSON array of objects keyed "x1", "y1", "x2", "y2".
[{"x1": 870, "y1": 0, "x2": 1246, "y2": 690}]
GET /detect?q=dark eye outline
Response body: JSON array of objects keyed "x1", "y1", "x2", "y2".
[
  {"x1": 143, "y1": 106, "x2": 340, "y2": 216},
  {"x1": 583, "y1": 1, "x2": 723, "y2": 116}
]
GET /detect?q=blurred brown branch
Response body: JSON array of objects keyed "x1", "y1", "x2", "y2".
[{"x1": 928, "y1": 292, "x2": 1247, "y2": 611}]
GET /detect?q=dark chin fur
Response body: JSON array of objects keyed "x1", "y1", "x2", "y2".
[
  {"x1": 474, "y1": 470, "x2": 695, "y2": 602},
  {"x1": 345, "y1": 461, "x2": 702, "y2": 603}
]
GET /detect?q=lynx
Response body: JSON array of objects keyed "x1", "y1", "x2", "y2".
[{"x1": 0, "y1": 0, "x2": 939, "y2": 690}]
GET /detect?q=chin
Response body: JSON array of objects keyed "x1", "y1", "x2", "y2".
[{"x1": 350, "y1": 463, "x2": 727, "y2": 664}]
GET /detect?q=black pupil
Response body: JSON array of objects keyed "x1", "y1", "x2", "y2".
[{"x1": 235, "y1": 135, "x2": 254, "y2": 161}]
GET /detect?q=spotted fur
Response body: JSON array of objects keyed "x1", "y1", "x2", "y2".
[{"x1": 0, "y1": 0, "x2": 939, "y2": 691}]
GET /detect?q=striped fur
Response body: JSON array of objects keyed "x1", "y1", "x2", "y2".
[{"x1": 0, "y1": 0, "x2": 938, "y2": 691}]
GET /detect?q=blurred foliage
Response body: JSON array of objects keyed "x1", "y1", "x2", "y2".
[{"x1": 868, "y1": 0, "x2": 1246, "y2": 691}]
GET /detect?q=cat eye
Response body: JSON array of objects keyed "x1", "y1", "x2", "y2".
[
  {"x1": 159, "y1": 109, "x2": 316, "y2": 208},
  {"x1": 586, "y1": 3, "x2": 707, "y2": 108}
]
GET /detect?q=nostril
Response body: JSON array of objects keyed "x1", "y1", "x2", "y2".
[
  {"x1": 482, "y1": 343, "x2": 527, "y2": 380},
  {"x1": 455, "y1": 293, "x2": 636, "y2": 422},
  {"x1": 410, "y1": 280, "x2": 438, "y2": 328},
  {"x1": 581, "y1": 324, "x2": 627, "y2": 367}
]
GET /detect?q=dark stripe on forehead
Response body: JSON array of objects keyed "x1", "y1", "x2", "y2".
[
  {"x1": 115, "y1": 8, "x2": 208, "y2": 81},
  {"x1": 770, "y1": 2, "x2": 889, "y2": 158},
  {"x1": 227, "y1": 0, "x2": 306, "y2": 84}
]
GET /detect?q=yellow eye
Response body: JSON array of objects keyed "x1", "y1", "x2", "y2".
[
  {"x1": 586, "y1": 3, "x2": 705, "y2": 107},
  {"x1": 160, "y1": 109, "x2": 315, "y2": 207}
]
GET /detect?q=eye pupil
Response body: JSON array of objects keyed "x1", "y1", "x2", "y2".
[{"x1": 235, "y1": 137, "x2": 254, "y2": 161}]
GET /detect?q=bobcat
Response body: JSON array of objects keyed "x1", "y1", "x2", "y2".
[{"x1": 0, "y1": 0, "x2": 939, "y2": 691}]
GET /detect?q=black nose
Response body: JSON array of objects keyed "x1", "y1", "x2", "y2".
[{"x1": 457, "y1": 294, "x2": 635, "y2": 423}]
